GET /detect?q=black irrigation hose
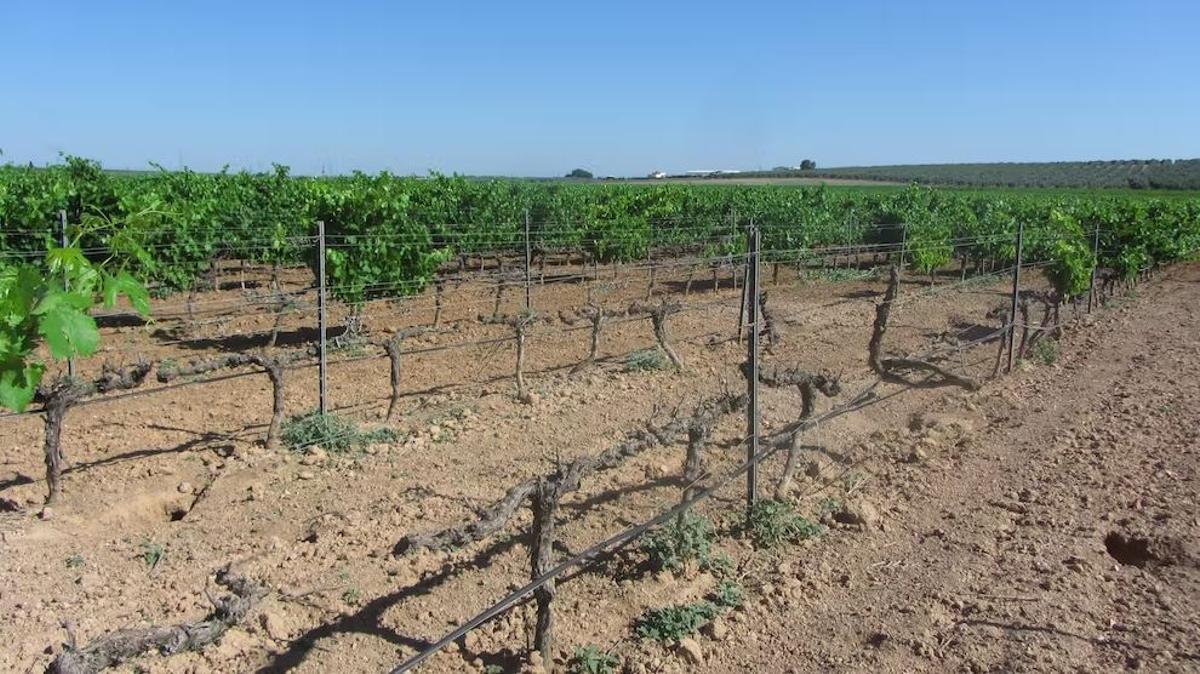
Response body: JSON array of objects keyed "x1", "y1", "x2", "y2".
[
  {"x1": 387, "y1": 379, "x2": 884, "y2": 674},
  {"x1": 387, "y1": 310, "x2": 1020, "y2": 672}
]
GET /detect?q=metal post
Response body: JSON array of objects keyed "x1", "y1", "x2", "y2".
[
  {"x1": 317, "y1": 220, "x2": 328, "y2": 414},
  {"x1": 1006, "y1": 220, "x2": 1025, "y2": 373},
  {"x1": 745, "y1": 220, "x2": 761, "y2": 518},
  {"x1": 736, "y1": 259, "x2": 748, "y2": 344},
  {"x1": 60, "y1": 210, "x2": 75, "y2": 379},
  {"x1": 523, "y1": 209, "x2": 532, "y2": 311},
  {"x1": 1087, "y1": 226, "x2": 1101, "y2": 313}
]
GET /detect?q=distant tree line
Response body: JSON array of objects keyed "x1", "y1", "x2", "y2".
[{"x1": 794, "y1": 159, "x2": 1200, "y2": 190}]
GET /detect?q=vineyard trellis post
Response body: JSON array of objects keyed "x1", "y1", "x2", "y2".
[
  {"x1": 530, "y1": 478, "x2": 560, "y2": 669},
  {"x1": 1006, "y1": 219, "x2": 1025, "y2": 373},
  {"x1": 317, "y1": 219, "x2": 329, "y2": 414},
  {"x1": 1088, "y1": 225, "x2": 1101, "y2": 313},
  {"x1": 745, "y1": 219, "x2": 761, "y2": 517},
  {"x1": 59, "y1": 209, "x2": 75, "y2": 379},
  {"x1": 524, "y1": 208, "x2": 532, "y2": 311}
]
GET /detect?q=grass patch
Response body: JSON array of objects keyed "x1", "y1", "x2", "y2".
[
  {"x1": 748, "y1": 499, "x2": 824, "y2": 548},
  {"x1": 1030, "y1": 338, "x2": 1059, "y2": 365},
  {"x1": 625, "y1": 348, "x2": 670, "y2": 372},
  {"x1": 281, "y1": 410, "x2": 397, "y2": 453}
]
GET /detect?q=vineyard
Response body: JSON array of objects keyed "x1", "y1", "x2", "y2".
[{"x1": 1, "y1": 157, "x2": 1199, "y2": 673}]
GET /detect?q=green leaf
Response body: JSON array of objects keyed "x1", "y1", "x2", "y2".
[
  {"x1": 0, "y1": 360, "x2": 44, "y2": 412},
  {"x1": 37, "y1": 304, "x2": 99, "y2": 359},
  {"x1": 103, "y1": 271, "x2": 151, "y2": 316},
  {"x1": 33, "y1": 290, "x2": 92, "y2": 315},
  {"x1": 45, "y1": 246, "x2": 89, "y2": 276},
  {"x1": 0, "y1": 266, "x2": 42, "y2": 326}
]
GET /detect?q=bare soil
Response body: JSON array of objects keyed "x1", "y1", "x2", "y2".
[{"x1": 1, "y1": 257, "x2": 1194, "y2": 674}]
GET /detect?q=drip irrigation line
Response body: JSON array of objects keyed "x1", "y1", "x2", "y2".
[{"x1": 387, "y1": 373, "x2": 887, "y2": 673}]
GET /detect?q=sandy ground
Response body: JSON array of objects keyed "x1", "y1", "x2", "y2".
[{"x1": 1, "y1": 256, "x2": 1192, "y2": 674}]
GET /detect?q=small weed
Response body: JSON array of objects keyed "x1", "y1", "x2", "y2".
[
  {"x1": 65, "y1": 553, "x2": 85, "y2": 569},
  {"x1": 635, "y1": 601, "x2": 719, "y2": 642},
  {"x1": 331, "y1": 342, "x2": 367, "y2": 358},
  {"x1": 625, "y1": 348, "x2": 669, "y2": 372},
  {"x1": 842, "y1": 471, "x2": 868, "y2": 494},
  {"x1": 140, "y1": 540, "x2": 165, "y2": 571},
  {"x1": 818, "y1": 497, "x2": 843, "y2": 515},
  {"x1": 568, "y1": 645, "x2": 620, "y2": 674},
  {"x1": 1030, "y1": 339, "x2": 1059, "y2": 365},
  {"x1": 281, "y1": 410, "x2": 397, "y2": 454},
  {"x1": 704, "y1": 551, "x2": 734, "y2": 578},
  {"x1": 482, "y1": 666, "x2": 504, "y2": 674},
  {"x1": 711, "y1": 579, "x2": 744, "y2": 609},
  {"x1": 641, "y1": 512, "x2": 714, "y2": 572},
  {"x1": 748, "y1": 500, "x2": 824, "y2": 548},
  {"x1": 342, "y1": 587, "x2": 362, "y2": 605}
]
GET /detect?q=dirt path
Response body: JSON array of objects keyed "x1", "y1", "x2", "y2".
[{"x1": 702, "y1": 265, "x2": 1200, "y2": 673}]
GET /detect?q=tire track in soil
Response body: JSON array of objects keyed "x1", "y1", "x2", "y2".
[{"x1": 703, "y1": 264, "x2": 1200, "y2": 673}]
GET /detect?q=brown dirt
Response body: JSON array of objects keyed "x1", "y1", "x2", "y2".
[
  {"x1": 699, "y1": 265, "x2": 1200, "y2": 674},
  {"x1": 1, "y1": 257, "x2": 1193, "y2": 674}
]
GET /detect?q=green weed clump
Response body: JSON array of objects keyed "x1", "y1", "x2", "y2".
[
  {"x1": 1031, "y1": 338, "x2": 1059, "y2": 365},
  {"x1": 748, "y1": 499, "x2": 823, "y2": 548},
  {"x1": 712, "y1": 579, "x2": 744, "y2": 609},
  {"x1": 281, "y1": 410, "x2": 396, "y2": 453},
  {"x1": 140, "y1": 540, "x2": 165, "y2": 570},
  {"x1": 625, "y1": 348, "x2": 670, "y2": 372},
  {"x1": 568, "y1": 645, "x2": 620, "y2": 674},
  {"x1": 641, "y1": 512, "x2": 717, "y2": 572},
  {"x1": 635, "y1": 601, "x2": 720, "y2": 642}
]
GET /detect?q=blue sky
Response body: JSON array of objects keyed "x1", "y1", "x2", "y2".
[{"x1": 2, "y1": 1, "x2": 1198, "y2": 176}]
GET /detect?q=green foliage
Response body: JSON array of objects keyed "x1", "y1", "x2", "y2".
[
  {"x1": 140, "y1": 540, "x2": 165, "y2": 570},
  {"x1": 711, "y1": 580, "x2": 744, "y2": 609},
  {"x1": 817, "y1": 497, "x2": 843, "y2": 515},
  {"x1": 566, "y1": 168, "x2": 594, "y2": 179},
  {"x1": 1030, "y1": 339, "x2": 1059, "y2": 365},
  {"x1": 3, "y1": 154, "x2": 1199, "y2": 358},
  {"x1": 65, "y1": 553, "x2": 85, "y2": 569},
  {"x1": 280, "y1": 410, "x2": 397, "y2": 453},
  {"x1": 0, "y1": 213, "x2": 150, "y2": 411},
  {"x1": 309, "y1": 174, "x2": 452, "y2": 308},
  {"x1": 625, "y1": 348, "x2": 670, "y2": 372},
  {"x1": 1042, "y1": 209, "x2": 1095, "y2": 298},
  {"x1": 635, "y1": 601, "x2": 719, "y2": 642},
  {"x1": 641, "y1": 512, "x2": 716, "y2": 572},
  {"x1": 747, "y1": 499, "x2": 824, "y2": 548},
  {"x1": 568, "y1": 645, "x2": 620, "y2": 674}
]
